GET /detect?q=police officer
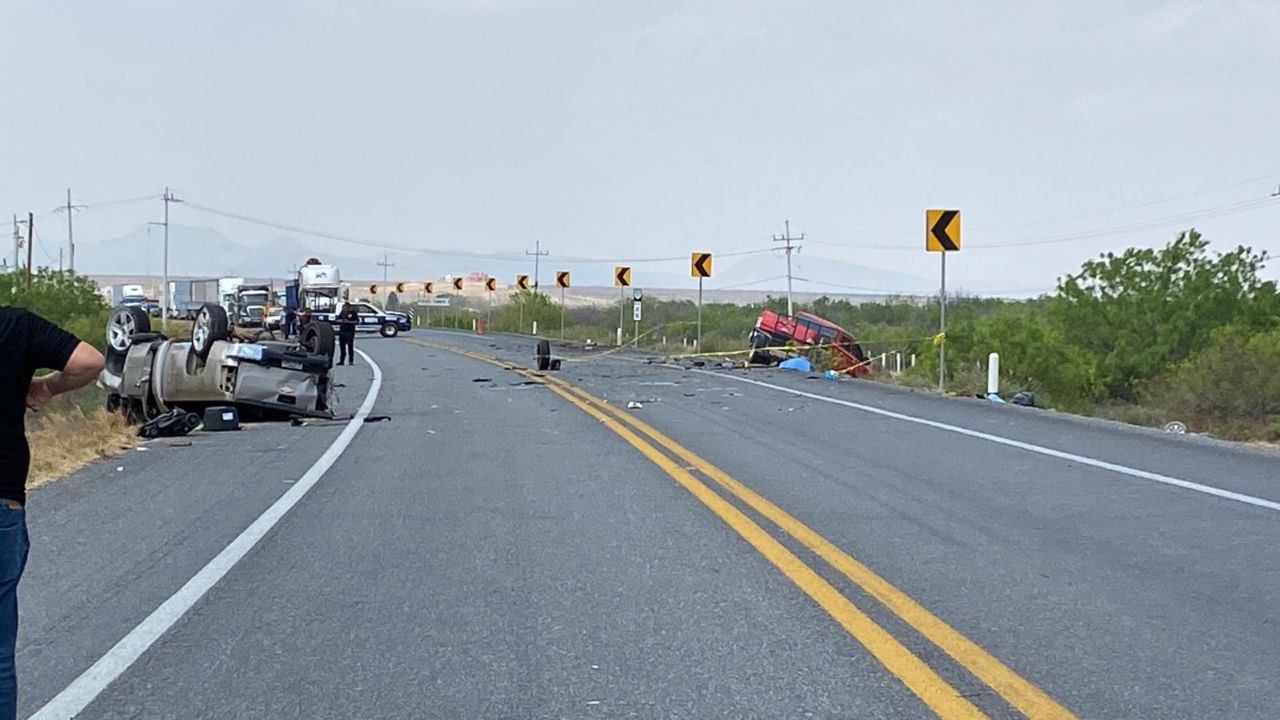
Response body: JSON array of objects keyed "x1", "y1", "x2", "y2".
[{"x1": 336, "y1": 302, "x2": 358, "y2": 365}]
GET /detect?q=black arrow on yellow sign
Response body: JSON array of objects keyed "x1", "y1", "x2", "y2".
[
  {"x1": 452, "y1": 277, "x2": 463, "y2": 291},
  {"x1": 424, "y1": 282, "x2": 434, "y2": 294},
  {"x1": 515, "y1": 274, "x2": 529, "y2": 291},
  {"x1": 556, "y1": 271, "x2": 570, "y2": 288},
  {"x1": 485, "y1": 277, "x2": 497, "y2": 292},
  {"x1": 691, "y1": 252, "x2": 712, "y2": 278},
  {"x1": 928, "y1": 210, "x2": 960, "y2": 252},
  {"x1": 614, "y1": 266, "x2": 631, "y2": 287}
]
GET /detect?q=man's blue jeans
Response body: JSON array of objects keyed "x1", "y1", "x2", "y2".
[{"x1": 0, "y1": 506, "x2": 28, "y2": 720}]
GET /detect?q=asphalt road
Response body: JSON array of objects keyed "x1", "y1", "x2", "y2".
[{"x1": 16, "y1": 329, "x2": 1280, "y2": 718}]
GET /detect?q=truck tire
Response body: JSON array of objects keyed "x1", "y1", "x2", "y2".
[
  {"x1": 747, "y1": 331, "x2": 772, "y2": 365},
  {"x1": 192, "y1": 303, "x2": 231, "y2": 360},
  {"x1": 536, "y1": 339, "x2": 551, "y2": 371},
  {"x1": 380, "y1": 322, "x2": 399, "y2": 338},
  {"x1": 106, "y1": 306, "x2": 151, "y2": 354},
  {"x1": 302, "y1": 321, "x2": 336, "y2": 362}
]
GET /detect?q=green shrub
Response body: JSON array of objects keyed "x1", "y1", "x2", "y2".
[
  {"x1": 1, "y1": 269, "x2": 111, "y2": 348},
  {"x1": 1149, "y1": 326, "x2": 1280, "y2": 439}
]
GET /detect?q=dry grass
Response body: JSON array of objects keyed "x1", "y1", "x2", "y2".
[{"x1": 25, "y1": 405, "x2": 137, "y2": 489}]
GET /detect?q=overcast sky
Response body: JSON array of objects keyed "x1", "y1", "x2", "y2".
[{"x1": 2, "y1": 0, "x2": 1278, "y2": 294}]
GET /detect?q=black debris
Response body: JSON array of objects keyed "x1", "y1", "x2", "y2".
[
  {"x1": 472, "y1": 377, "x2": 493, "y2": 383},
  {"x1": 364, "y1": 415, "x2": 392, "y2": 423},
  {"x1": 139, "y1": 409, "x2": 201, "y2": 439},
  {"x1": 1011, "y1": 392, "x2": 1037, "y2": 408}
]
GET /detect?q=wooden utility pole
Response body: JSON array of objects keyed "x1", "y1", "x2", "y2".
[{"x1": 26, "y1": 212, "x2": 34, "y2": 286}]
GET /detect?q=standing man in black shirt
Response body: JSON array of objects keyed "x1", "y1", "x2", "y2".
[
  {"x1": 336, "y1": 302, "x2": 358, "y2": 366},
  {"x1": 0, "y1": 307, "x2": 104, "y2": 719}
]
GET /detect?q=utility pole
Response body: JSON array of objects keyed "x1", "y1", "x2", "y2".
[
  {"x1": 149, "y1": 188, "x2": 181, "y2": 330},
  {"x1": 525, "y1": 241, "x2": 548, "y2": 294},
  {"x1": 11, "y1": 215, "x2": 19, "y2": 274},
  {"x1": 56, "y1": 188, "x2": 85, "y2": 273},
  {"x1": 376, "y1": 253, "x2": 395, "y2": 284},
  {"x1": 772, "y1": 219, "x2": 803, "y2": 316},
  {"x1": 25, "y1": 212, "x2": 34, "y2": 285}
]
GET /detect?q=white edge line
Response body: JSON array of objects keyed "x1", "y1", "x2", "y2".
[
  {"x1": 698, "y1": 369, "x2": 1280, "y2": 514},
  {"x1": 31, "y1": 349, "x2": 384, "y2": 720}
]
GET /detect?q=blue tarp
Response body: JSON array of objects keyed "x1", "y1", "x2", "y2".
[{"x1": 779, "y1": 357, "x2": 812, "y2": 372}]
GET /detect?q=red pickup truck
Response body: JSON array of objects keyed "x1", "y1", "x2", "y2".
[{"x1": 748, "y1": 310, "x2": 869, "y2": 374}]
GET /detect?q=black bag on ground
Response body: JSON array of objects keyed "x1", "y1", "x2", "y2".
[{"x1": 139, "y1": 409, "x2": 202, "y2": 439}]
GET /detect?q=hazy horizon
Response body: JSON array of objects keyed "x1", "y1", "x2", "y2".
[{"x1": 3, "y1": 0, "x2": 1278, "y2": 296}]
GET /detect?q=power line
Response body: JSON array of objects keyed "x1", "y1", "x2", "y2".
[
  {"x1": 772, "y1": 220, "x2": 802, "y2": 316},
  {"x1": 803, "y1": 194, "x2": 1280, "y2": 252},
  {"x1": 968, "y1": 195, "x2": 1277, "y2": 249},
  {"x1": 709, "y1": 274, "x2": 789, "y2": 291},
  {"x1": 970, "y1": 169, "x2": 1280, "y2": 232},
  {"x1": 793, "y1": 276, "x2": 1054, "y2": 297},
  {"x1": 804, "y1": 169, "x2": 1280, "y2": 237},
  {"x1": 181, "y1": 199, "x2": 778, "y2": 265},
  {"x1": 525, "y1": 241, "x2": 548, "y2": 293},
  {"x1": 79, "y1": 193, "x2": 160, "y2": 209}
]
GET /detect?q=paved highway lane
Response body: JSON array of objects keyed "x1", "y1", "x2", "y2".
[
  {"x1": 401, "y1": 330, "x2": 1280, "y2": 719},
  {"x1": 19, "y1": 359, "x2": 378, "y2": 718},
  {"x1": 19, "y1": 329, "x2": 1280, "y2": 718},
  {"x1": 21, "y1": 337, "x2": 956, "y2": 719}
]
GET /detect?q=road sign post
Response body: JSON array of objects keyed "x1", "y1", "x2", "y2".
[
  {"x1": 556, "y1": 271, "x2": 570, "y2": 340},
  {"x1": 615, "y1": 266, "x2": 631, "y2": 347},
  {"x1": 691, "y1": 253, "x2": 712, "y2": 350},
  {"x1": 516, "y1": 274, "x2": 530, "y2": 334},
  {"x1": 485, "y1": 277, "x2": 497, "y2": 328},
  {"x1": 632, "y1": 298, "x2": 642, "y2": 345},
  {"x1": 926, "y1": 209, "x2": 960, "y2": 392}
]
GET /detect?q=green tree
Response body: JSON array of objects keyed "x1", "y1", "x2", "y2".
[
  {"x1": 1048, "y1": 229, "x2": 1279, "y2": 400},
  {"x1": 1, "y1": 269, "x2": 111, "y2": 347},
  {"x1": 1153, "y1": 325, "x2": 1280, "y2": 439}
]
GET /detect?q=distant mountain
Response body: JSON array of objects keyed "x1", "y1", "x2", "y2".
[
  {"x1": 715, "y1": 252, "x2": 935, "y2": 295},
  {"x1": 74, "y1": 225, "x2": 379, "y2": 278},
  {"x1": 74, "y1": 224, "x2": 933, "y2": 295}
]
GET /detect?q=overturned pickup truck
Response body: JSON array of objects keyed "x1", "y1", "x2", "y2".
[
  {"x1": 100, "y1": 303, "x2": 337, "y2": 422},
  {"x1": 747, "y1": 309, "x2": 869, "y2": 375}
]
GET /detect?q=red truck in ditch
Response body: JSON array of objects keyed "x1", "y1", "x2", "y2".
[{"x1": 748, "y1": 310, "x2": 869, "y2": 375}]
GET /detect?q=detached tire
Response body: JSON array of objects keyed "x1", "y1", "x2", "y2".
[
  {"x1": 380, "y1": 322, "x2": 399, "y2": 338},
  {"x1": 192, "y1": 303, "x2": 230, "y2": 360},
  {"x1": 302, "y1": 321, "x2": 336, "y2": 362},
  {"x1": 748, "y1": 332, "x2": 771, "y2": 365},
  {"x1": 535, "y1": 339, "x2": 551, "y2": 371},
  {"x1": 106, "y1": 306, "x2": 151, "y2": 354}
]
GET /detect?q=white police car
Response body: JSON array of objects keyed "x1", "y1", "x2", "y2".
[{"x1": 314, "y1": 300, "x2": 411, "y2": 338}]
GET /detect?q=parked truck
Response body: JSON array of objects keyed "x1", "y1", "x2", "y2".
[
  {"x1": 167, "y1": 278, "x2": 217, "y2": 319},
  {"x1": 218, "y1": 277, "x2": 245, "y2": 313},
  {"x1": 103, "y1": 283, "x2": 147, "y2": 308},
  {"x1": 231, "y1": 284, "x2": 273, "y2": 328}
]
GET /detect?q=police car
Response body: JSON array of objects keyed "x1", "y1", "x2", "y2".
[{"x1": 314, "y1": 300, "x2": 411, "y2": 338}]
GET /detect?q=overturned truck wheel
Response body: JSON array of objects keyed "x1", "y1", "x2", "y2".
[
  {"x1": 301, "y1": 321, "x2": 336, "y2": 362},
  {"x1": 192, "y1": 303, "x2": 230, "y2": 360},
  {"x1": 747, "y1": 331, "x2": 772, "y2": 365},
  {"x1": 535, "y1": 339, "x2": 551, "y2": 371}
]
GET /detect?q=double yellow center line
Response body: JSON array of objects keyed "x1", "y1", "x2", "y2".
[{"x1": 406, "y1": 338, "x2": 1076, "y2": 720}]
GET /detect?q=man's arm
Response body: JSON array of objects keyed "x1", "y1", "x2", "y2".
[{"x1": 27, "y1": 342, "x2": 105, "y2": 412}]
